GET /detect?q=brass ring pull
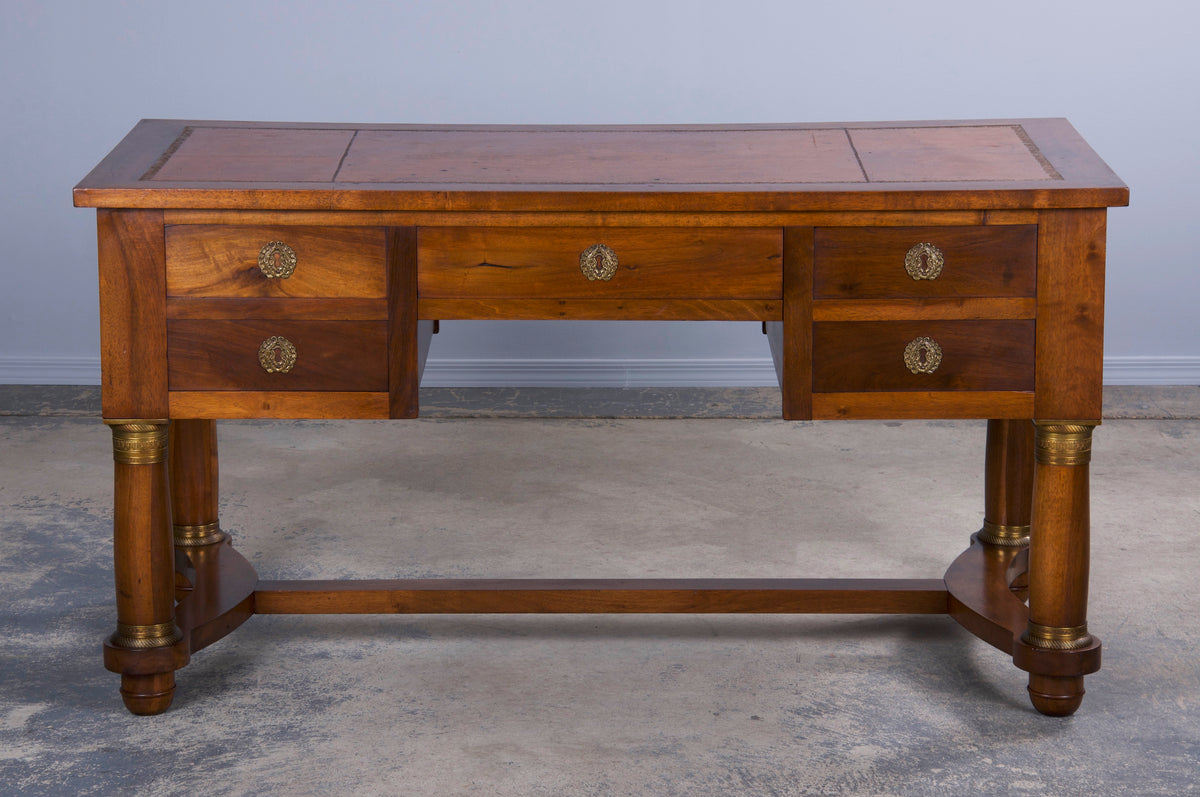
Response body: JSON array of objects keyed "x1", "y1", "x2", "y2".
[
  {"x1": 579, "y1": 243, "x2": 619, "y2": 281},
  {"x1": 258, "y1": 241, "x2": 297, "y2": 279},
  {"x1": 903, "y1": 336, "x2": 942, "y2": 374},
  {"x1": 904, "y1": 242, "x2": 943, "y2": 280},
  {"x1": 258, "y1": 336, "x2": 297, "y2": 374}
]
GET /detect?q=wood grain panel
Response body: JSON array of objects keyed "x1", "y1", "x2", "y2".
[
  {"x1": 770, "y1": 227, "x2": 814, "y2": 419},
  {"x1": 1034, "y1": 209, "x2": 1107, "y2": 419},
  {"x1": 418, "y1": 298, "x2": 780, "y2": 321},
  {"x1": 813, "y1": 391, "x2": 1034, "y2": 420},
  {"x1": 169, "y1": 391, "x2": 389, "y2": 419},
  {"x1": 167, "y1": 320, "x2": 387, "y2": 391},
  {"x1": 164, "y1": 209, "x2": 1039, "y2": 229},
  {"x1": 388, "y1": 227, "x2": 420, "y2": 418},
  {"x1": 254, "y1": 578, "x2": 949, "y2": 615},
  {"x1": 814, "y1": 225, "x2": 1036, "y2": 299},
  {"x1": 97, "y1": 209, "x2": 168, "y2": 418},
  {"x1": 165, "y1": 225, "x2": 386, "y2": 297},
  {"x1": 419, "y1": 227, "x2": 782, "y2": 299},
  {"x1": 813, "y1": 297, "x2": 1035, "y2": 321},
  {"x1": 166, "y1": 297, "x2": 386, "y2": 320},
  {"x1": 813, "y1": 320, "x2": 1035, "y2": 393}
]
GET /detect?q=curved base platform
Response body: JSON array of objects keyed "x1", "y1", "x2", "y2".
[
  {"x1": 103, "y1": 538, "x2": 257, "y2": 714},
  {"x1": 111, "y1": 530, "x2": 1099, "y2": 717},
  {"x1": 946, "y1": 534, "x2": 1101, "y2": 716}
]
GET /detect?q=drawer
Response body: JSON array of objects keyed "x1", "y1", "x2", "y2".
[
  {"x1": 418, "y1": 227, "x2": 782, "y2": 299},
  {"x1": 813, "y1": 226, "x2": 1036, "y2": 299},
  {"x1": 812, "y1": 320, "x2": 1035, "y2": 392},
  {"x1": 165, "y1": 225, "x2": 387, "y2": 298},
  {"x1": 168, "y1": 320, "x2": 388, "y2": 391}
]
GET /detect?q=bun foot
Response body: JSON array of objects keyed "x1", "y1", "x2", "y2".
[
  {"x1": 1027, "y1": 674, "x2": 1084, "y2": 717},
  {"x1": 120, "y1": 673, "x2": 176, "y2": 715}
]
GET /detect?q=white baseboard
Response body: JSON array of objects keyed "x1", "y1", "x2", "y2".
[
  {"x1": 0, "y1": 356, "x2": 104, "y2": 385},
  {"x1": 1, "y1": 355, "x2": 1197, "y2": 387},
  {"x1": 1101, "y1": 357, "x2": 1200, "y2": 386}
]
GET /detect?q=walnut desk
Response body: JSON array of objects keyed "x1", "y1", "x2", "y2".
[{"x1": 74, "y1": 119, "x2": 1127, "y2": 716}]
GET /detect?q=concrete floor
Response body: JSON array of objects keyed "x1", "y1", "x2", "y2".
[{"x1": 2, "y1": 387, "x2": 1198, "y2": 796}]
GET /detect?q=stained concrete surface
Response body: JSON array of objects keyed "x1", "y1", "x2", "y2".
[{"x1": 1, "y1": 388, "x2": 1198, "y2": 796}]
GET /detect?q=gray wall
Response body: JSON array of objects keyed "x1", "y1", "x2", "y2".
[{"x1": 3, "y1": 0, "x2": 1196, "y2": 386}]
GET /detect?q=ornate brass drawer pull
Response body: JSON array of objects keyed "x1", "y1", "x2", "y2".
[
  {"x1": 579, "y1": 243, "x2": 618, "y2": 281},
  {"x1": 258, "y1": 336, "x2": 298, "y2": 374},
  {"x1": 258, "y1": 241, "x2": 297, "y2": 279},
  {"x1": 904, "y1": 242, "x2": 943, "y2": 280},
  {"x1": 903, "y1": 336, "x2": 942, "y2": 374}
]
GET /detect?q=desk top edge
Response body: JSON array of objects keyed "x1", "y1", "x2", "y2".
[{"x1": 74, "y1": 118, "x2": 1129, "y2": 212}]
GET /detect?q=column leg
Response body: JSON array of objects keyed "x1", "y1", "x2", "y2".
[
  {"x1": 1021, "y1": 420, "x2": 1101, "y2": 716},
  {"x1": 170, "y1": 420, "x2": 226, "y2": 548},
  {"x1": 103, "y1": 420, "x2": 188, "y2": 715},
  {"x1": 977, "y1": 419, "x2": 1034, "y2": 549}
]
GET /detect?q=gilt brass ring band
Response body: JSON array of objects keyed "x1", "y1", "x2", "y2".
[
  {"x1": 112, "y1": 621, "x2": 183, "y2": 650},
  {"x1": 105, "y1": 420, "x2": 169, "y2": 465},
  {"x1": 1023, "y1": 622, "x2": 1092, "y2": 651},
  {"x1": 1034, "y1": 421, "x2": 1099, "y2": 467},
  {"x1": 977, "y1": 520, "x2": 1030, "y2": 547},
  {"x1": 174, "y1": 522, "x2": 227, "y2": 547}
]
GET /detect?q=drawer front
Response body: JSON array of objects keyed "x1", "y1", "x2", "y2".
[
  {"x1": 812, "y1": 320, "x2": 1035, "y2": 392},
  {"x1": 168, "y1": 320, "x2": 388, "y2": 391},
  {"x1": 813, "y1": 226, "x2": 1036, "y2": 299},
  {"x1": 166, "y1": 225, "x2": 387, "y2": 298},
  {"x1": 418, "y1": 227, "x2": 782, "y2": 299}
]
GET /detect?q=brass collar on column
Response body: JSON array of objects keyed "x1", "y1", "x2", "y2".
[
  {"x1": 977, "y1": 521, "x2": 1031, "y2": 547},
  {"x1": 1023, "y1": 622, "x2": 1093, "y2": 650},
  {"x1": 174, "y1": 522, "x2": 227, "y2": 547},
  {"x1": 1033, "y1": 421, "x2": 1100, "y2": 467},
  {"x1": 112, "y1": 621, "x2": 184, "y2": 650},
  {"x1": 105, "y1": 420, "x2": 170, "y2": 465}
]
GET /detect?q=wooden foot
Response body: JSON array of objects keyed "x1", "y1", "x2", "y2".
[
  {"x1": 120, "y1": 673, "x2": 176, "y2": 716},
  {"x1": 1027, "y1": 674, "x2": 1085, "y2": 717}
]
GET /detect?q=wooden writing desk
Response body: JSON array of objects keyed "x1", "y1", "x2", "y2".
[{"x1": 75, "y1": 119, "x2": 1127, "y2": 716}]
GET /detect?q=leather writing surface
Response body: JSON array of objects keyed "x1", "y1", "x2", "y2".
[
  {"x1": 76, "y1": 119, "x2": 1128, "y2": 212},
  {"x1": 849, "y1": 126, "x2": 1058, "y2": 183},
  {"x1": 147, "y1": 124, "x2": 1060, "y2": 187}
]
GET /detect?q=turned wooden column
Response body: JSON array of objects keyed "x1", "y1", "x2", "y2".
[
  {"x1": 1022, "y1": 420, "x2": 1100, "y2": 716},
  {"x1": 978, "y1": 419, "x2": 1034, "y2": 548},
  {"x1": 170, "y1": 419, "x2": 226, "y2": 548},
  {"x1": 103, "y1": 420, "x2": 188, "y2": 715}
]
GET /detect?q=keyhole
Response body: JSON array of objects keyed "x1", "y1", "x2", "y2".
[
  {"x1": 273, "y1": 251, "x2": 282, "y2": 271},
  {"x1": 272, "y1": 345, "x2": 284, "y2": 366},
  {"x1": 918, "y1": 345, "x2": 928, "y2": 366}
]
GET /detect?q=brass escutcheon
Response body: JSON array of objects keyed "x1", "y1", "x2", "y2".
[
  {"x1": 904, "y1": 242, "x2": 944, "y2": 280},
  {"x1": 579, "y1": 243, "x2": 619, "y2": 281},
  {"x1": 1022, "y1": 622, "x2": 1093, "y2": 651},
  {"x1": 257, "y1": 241, "x2": 297, "y2": 279},
  {"x1": 258, "y1": 336, "x2": 297, "y2": 374},
  {"x1": 112, "y1": 621, "x2": 183, "y2": 650},
  {"x1": 903, "y1": 336, "x2": 942, "y2": 374},
  {"x1": 105, "y1": 420, "x2": 169, "y2": 465},
  {"x1": 1034, "y1": 421, "x2": 1099, "y2": 466}
]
